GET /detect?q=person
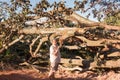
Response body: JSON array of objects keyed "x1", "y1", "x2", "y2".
[{"x1": 48, "y1": 39, "x2": 61, "y2": 79}]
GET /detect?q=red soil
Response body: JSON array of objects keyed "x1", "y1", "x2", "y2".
[{"x1": 0, "y1": 69, "x2": 120, "y2": 80}]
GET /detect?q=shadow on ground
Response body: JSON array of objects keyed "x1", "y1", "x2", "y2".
[{"x1": 0, "y1": 73, "x2": 94, "y2": 80}]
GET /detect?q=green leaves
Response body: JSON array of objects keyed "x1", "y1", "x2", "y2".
[{"x1": 104, "y1": 13, "x2": 120, "y2": 26}]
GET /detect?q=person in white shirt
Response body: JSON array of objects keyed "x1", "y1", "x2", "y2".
[{"x1": 48, "y1": 39, "x2": 61, "y2": 79}]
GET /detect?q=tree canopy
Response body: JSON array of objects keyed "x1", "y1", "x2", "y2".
[{"x1": 0, "y1": 0, "x2": 120, "y2": 22}]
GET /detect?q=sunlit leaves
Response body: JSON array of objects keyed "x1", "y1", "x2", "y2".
[
  {"x1": 0, "y1": 0, "x2": 120, "y2": 26},
  {"x1": 84, "y1": 0, "x2": 120, "y2": 21},
  {"x1": 74, "y1": 0, "x2": 87, "y2": 11},
  {"x1": 104, "y1": 13, "x2": 120, "y2": 26}
]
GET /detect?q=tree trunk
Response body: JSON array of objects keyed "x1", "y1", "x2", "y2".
[{"x1": 66, "y1": 12, "x2": 120, "y2": 30}]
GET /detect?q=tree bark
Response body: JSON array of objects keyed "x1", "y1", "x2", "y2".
[
  {"x1": 67, "y1": 12, "x2": 120, "y2": 30},
  {"x1": 29, "y1": 35, "x2": 41, "y2": 57},
  {"x1": 61, "y1": 58, "x2": 120, "y2": 69},
  {"x1": 76, "y1": 36, "x2": 120, "y2": 46},
  {"x1": 19, "y1": 27, "x2": 120, "y2": 47},
  {"x1": 19, "y1": 27, "x2": 85, "y2": 34},
  {"x1": 0, "y1": 35, "x2": 24, "y2": 54}
]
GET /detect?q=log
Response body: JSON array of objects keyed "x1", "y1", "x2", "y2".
[
  {"x1": 61, "y1": 58, "x2": 120, "y2": 69},
  {"x1": 69, "y1": 12, "x2": 99, "y2": 27},
  {"x1": 61, "y1": 58, "x2": 83, "y2": 66},
  {"x1": 63, "y1": 45, "x2": 80, "y2": 50},
  {"x1": 19, "y1": 62, "x2": 40, "y2": 72},
  {"x1": 69, "y1": 12, "x2": 120, "y2": 30},
  {"x1": 59, "y1": 65, "x2": 83, "y2": 71},
  {"x1": 19, "y1": 27, "x2": 85, "y2": 34},
  {"x1": 100, "y1": 51, "x2": 120, "y2": 58},
  {"x1": 29, "y1": 35, "x2": 41, "y2": 57},
  {"x1": 90, "y1": 59, "x2": 120, "y2": 68},
  {"x1": 29, "y1": 36, "x2": 48, "y2": 57},
  {"x1": 0, "y1": 35, "x2": 24, "y2": 54},
  {"x1": 76, "y1": 36, "x2": 104, "y2": 46},
  {"x1": 76, "y1": 36, "x2": 120, "y2": 47},
  {"x1": 33, "y1": 36, "x2": 48, "y2": 56},
  {"x1": 100, "y1": 23, "x2": 120, "y2": 30}
]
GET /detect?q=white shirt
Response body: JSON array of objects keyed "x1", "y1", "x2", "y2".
[{"x1": 50, "y1": 45, "x2": 61, "y2": 63}]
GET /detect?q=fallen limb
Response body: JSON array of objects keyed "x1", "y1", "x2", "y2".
[
  {"x1": 0, "y1": 35, "x2": 24, "y2": 54},
  {"x1": 100, "y1": 51, "x2": 120, "y2": 58},
  {"x1": 76, "y1": 36, "x2": 120, "y2": 47},
  {"x1": 61, "y1": 58, "x2": 120, "y2": 69},
  {"x1": 90, "y1": 59, "x2": 120, "y2": 69},
  {"x1": 61, "y1": 58, "x2": 83, "y2": 66},
  {"x1": 63, "y1": 45, "x2": 80, "y2": 50},
  {"x1": 59, "y1": 65, "x2": 83, "y2": 71},
  {"x1": 69, "y1": 12, "x2": 99, "y2": 27},
  {"x1": 19, "y1": 62, "x2": 40, "y2": 72},
  {"x1": 33, "y1": 36, "x2": 48, "y2": 57},
  {"x1": 19, "y1": 27, "x2": 85, "y2": 34},
  {"x1": 69, "y1": 12, "x2": 120, "y2": 30},
  {"x1": 29, "y1": 35, "x2": 41, "y2": 57},
  {"x1": 29, "y1": 36, "x2": 48, "y2": 57}
]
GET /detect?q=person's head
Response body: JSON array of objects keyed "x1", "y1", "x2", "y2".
[{"x1": 52, "y1": 39, "x2": 57, "y2": 46}]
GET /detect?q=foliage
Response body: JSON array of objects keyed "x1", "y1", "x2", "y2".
[
  {"x1": 0, "y1": 0, "x2": 120, "y2": 23},
  {"x1": 0, "y1": 0, "x2": 119, "y2": 53},
  {"x1": 104, "y1": 13, "x2": 120, "y2": 26}
]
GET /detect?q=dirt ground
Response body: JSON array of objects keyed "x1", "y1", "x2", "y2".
[{"x1": 0, "y1": 68, "x2": 120, "y2": 80}]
